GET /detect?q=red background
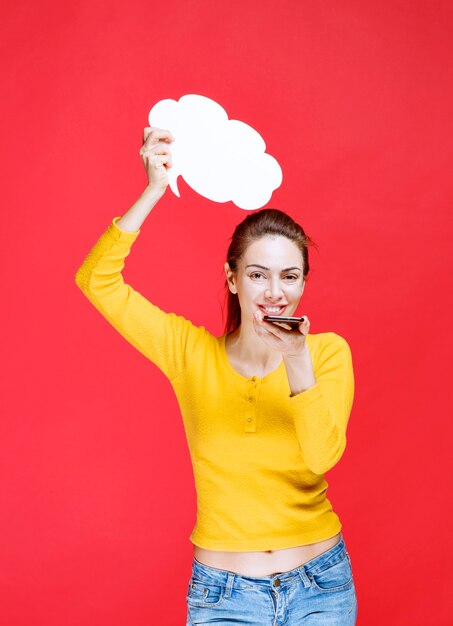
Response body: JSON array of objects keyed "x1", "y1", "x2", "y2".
[{"x1": 1, "y1": 1, "x2": 452, "y2": 624}]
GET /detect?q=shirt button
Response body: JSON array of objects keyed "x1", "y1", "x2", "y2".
[
  {"x1": 247, "y1": 417, "x2": 252, "y2": 422},
  {"x1": 248, "y1": 396, "x2": 253, "y2": 402}
]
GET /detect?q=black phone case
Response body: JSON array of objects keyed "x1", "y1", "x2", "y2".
[{"x1": 263, "y1": 315, "x2": 305, "y2": 330}]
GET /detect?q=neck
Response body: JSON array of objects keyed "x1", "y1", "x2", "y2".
[{"x1": 227, "y1": 322, "x2": 282, "y2": 370}]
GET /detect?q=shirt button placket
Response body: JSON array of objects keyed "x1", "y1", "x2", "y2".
[{"x1": 244, "y1": 377, "x2": 257, "y2": 433}]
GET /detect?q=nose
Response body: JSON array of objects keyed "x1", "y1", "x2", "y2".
[{"x1": 265, "y1": 280, "x2": 285, "y2": 301}]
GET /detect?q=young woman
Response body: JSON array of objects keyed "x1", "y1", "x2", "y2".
[{"x1": 75, "y1": 127, "x2": 358, "y2": 625}]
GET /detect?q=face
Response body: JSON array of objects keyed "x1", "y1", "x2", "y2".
[{"x1": 224, "y1": 235, "x2": 305, "y2": 324}]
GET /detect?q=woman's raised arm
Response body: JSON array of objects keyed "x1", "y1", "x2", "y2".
[
  {"x1": 74, "y1": 128, "x2": 207, "y2": 381},
  {"x1": 115, "y1": 126, "x2": 175, "y2": 231}
]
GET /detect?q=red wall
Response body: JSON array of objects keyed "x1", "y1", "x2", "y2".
[{"x1": 1, "y1": 1, "x2": 452, "y2": 624}]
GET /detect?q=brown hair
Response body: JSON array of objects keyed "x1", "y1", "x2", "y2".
[{"x1": 222, "y1": 208, "x2": 318, "y2": 334}]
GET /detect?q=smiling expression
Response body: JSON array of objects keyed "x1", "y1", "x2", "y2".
[{"x1": 224, "y1": 235, "x2": 305, "y2": 322}]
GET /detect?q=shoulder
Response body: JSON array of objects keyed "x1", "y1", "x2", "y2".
[
  {"x1": 323, "y1": 331, "x2": 351, "y2": 350},
  {"x1": 307, "y1": 331, "x2": 350, "y2": 349},
  {"x1": 306, "y1": 331, "x2": 352, "y2": 364}
]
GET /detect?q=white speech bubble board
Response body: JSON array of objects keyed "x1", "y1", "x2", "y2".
[{"x1": 148, "y1": 94, "x2": 283, "y2": 211}]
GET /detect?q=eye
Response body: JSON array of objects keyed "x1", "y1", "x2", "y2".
[{"x1": 249, "y1": 272, "x2": 299, "y2": 281}]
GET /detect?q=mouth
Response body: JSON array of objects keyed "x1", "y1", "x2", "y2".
[{"x1": 259, "y1": 304, "x2": 288, "y2": 316}]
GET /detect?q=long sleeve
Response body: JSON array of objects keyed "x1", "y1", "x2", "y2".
[
  {"x1": 74, "y1": 216, "x2": 207, "y2": 381},
  {"x1": 288, "y1": 332, "x2": 355, "y2": 474}
]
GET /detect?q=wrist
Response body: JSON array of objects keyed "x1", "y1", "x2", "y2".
[
  {"x1": 283, "y1": 343, "x2": 311, "y2": 361},
  {"x1": 144, "y1": 184, "x2": 165, "y2": 199}
]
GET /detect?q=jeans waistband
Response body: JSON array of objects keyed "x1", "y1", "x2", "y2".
[{"x1": 191, "y1": 533, "x2": 347, "y2": 590}]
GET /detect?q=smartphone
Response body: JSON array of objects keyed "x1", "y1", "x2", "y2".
[{"x1": 262, "y1": 315, "x2": 305, "y2": 330}]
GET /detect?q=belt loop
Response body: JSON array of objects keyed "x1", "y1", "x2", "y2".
[
  {"x1": 297, "y1": 565, "x2": 311, "y2": 588},
  {"x1": 224, "y1": 572, "x2": 235, "y2": 598}
]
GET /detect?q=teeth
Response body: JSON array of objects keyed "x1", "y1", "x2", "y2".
[{"x1": 262, "y1": 306, "x2": 284, "y2": 313}]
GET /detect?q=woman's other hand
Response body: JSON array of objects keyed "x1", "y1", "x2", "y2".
[{"x1": 253, "y1": 309, "x2": 311, "y2": 357}]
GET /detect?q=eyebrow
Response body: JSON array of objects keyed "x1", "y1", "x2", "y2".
[{"x1": 245, "y1": 264, "x2": 301, "y2": 272}]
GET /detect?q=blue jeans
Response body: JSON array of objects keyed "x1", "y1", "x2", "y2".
[{"x1": 186, "y1": 533, "x2": 357, "y2": 625}]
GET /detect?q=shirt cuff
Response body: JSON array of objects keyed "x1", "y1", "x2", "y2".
[
  {"x1": 288, "y1": 382, "x2": 323, "y2": 406},
  {"x1": 110, "y1": 216, "x2": 141, "y2": 238}
]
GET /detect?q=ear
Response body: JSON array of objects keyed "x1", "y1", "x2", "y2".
[{"x1": 224, "y1": 262, "x2": 237, "y2": 294}]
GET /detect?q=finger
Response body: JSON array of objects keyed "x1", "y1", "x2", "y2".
[
  {"x1": 157, "y1": 154, "x2": 172, "y2": 167},
  {"x1": 142, "y1": 127, "x2": 175, "y2": 148},
  {"x1": 299, "y1": 316, "x2": 310, "y2": 334},
  {"x1": 256, "y1": 320, "x2": 282, "y2": 341},
  {"x1": 261, "y1": 319, "x2": 286, "y2": 332},
  {"x1": 263, "y1": 318, "x2": 295, "y2": 335},
  {"x1": 140, "y1": 140, "x2": 172, "y2": 157},
  {"x1": 255, "y1": 315, "x2": 286, "y2": 339},
  {"x1": 145, "y1": 154, "x2": 166, "y2": 169},
  {"x1": 143, "y1": 127, "x2": 153, "y2": 143},
  {"x1": 255, "y1": 310, "x2": 284, "y2": 330}
]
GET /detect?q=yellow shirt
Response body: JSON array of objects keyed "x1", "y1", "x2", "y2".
[{"x1": 75, "y1": 216, "x2": 355, "y2": 551}]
